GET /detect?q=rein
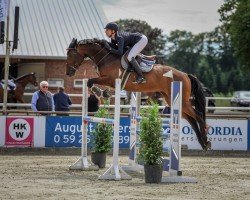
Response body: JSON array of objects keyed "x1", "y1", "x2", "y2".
[
  {"x1": 90, "y1": 47, "x2": 111, "y2": 67},
  {"x1": 67, "y1": 43, "x2": 111, "y2": 72}
]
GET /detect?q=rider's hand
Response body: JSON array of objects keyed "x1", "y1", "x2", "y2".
[{"x1": 104, "y1": 41, "x2": 111, "y2": 50}]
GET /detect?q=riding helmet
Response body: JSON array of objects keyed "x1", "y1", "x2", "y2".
[{"x1": 104, "y1": 22, "x2": 119, "y2": 31}]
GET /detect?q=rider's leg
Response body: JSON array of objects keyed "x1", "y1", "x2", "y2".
[
  {"x1": 7, "y1": 80, "x2": 16, "y2": 95},
  {"x1": 130, "y1": 57, "x2": 145, "y2": 83},
  {"x1": 128, "y1": 35, "x2": 148, "y2": 84}
]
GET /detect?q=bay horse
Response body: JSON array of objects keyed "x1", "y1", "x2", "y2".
[
  {"x1": 66, "y1": 38, "x2": 211, "y2": 150},
  {"x1": 0, "y1": 72, "x2": 38, "y2": 103}
]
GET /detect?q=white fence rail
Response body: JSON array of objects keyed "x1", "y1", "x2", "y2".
[{"x1": 1, "y1": 93, "x2": 250, "y2": 112}]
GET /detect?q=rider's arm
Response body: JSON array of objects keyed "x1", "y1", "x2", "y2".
[
  {"x1": 108, "y1": 39, "x2": 118, "y2": 49},
  {"x1": 109, "y1": 36, "x2": 124, "y2": 56},
  {"x1": 31, "y1": 92, "x2": 39, "y2": 112}
]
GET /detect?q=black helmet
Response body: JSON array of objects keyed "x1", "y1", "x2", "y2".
[{"x1": 104, "y1": 22, "x2": 119, "y2": 31}]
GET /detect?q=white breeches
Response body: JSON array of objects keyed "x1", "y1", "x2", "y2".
[
  {"x1": 127, "y1": 35, "x2": 148, "y2": 62},
  {"x1": 8, "y1": 80, "x2": 16, "y2": 88}
]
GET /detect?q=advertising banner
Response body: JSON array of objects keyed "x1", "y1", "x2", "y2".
[
  {"x1": 181, "y1": 119, "x2": 248, "y2": 150},
  {"x1": 5, "y1": 117, "x2": 34, "y2": 146},
  {"x1": 45, "y1": 116, "x2": 248, "y2": 150},
  {"x1": 45, "y1": 116, "x2": 130, "y2": 148}
]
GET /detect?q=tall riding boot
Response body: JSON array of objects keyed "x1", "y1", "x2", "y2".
[{"x1": 130, "y1": 57, "x2": 146, "y2": 84}]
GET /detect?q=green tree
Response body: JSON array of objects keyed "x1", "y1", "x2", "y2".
[
  {"x1": 166, "y1": 30, "x2": 204, "y2": 74},
  {"x1": 116, "y1": 19, "x2": 167, "y2": 64},
  {"x1": 218, "y1": 0, "x2": 250, "y2": 70}
]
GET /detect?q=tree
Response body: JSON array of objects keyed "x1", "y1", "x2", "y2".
[
  {"x1": 166, "y1": 30, "x2": 204, "y2": 74},
  {"x1": 116, "y1": 19, "x2": 167, "y2": 64},
  {"x1": 218, "y1": 0, "x2": 250, "y2": 70}
]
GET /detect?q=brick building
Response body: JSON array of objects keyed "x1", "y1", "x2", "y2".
[{"x1": 0, "y1": 0, "x2": 107, "y2": 103}]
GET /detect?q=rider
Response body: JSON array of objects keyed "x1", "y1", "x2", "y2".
[
  {"x1": 0, "y1": 68, "x2": 16, "y2": 95},
  {"x1": 104, "y1": 22, "x2": 147, "y2": 84}
]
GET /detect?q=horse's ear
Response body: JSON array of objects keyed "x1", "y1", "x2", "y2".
[{"x1": 68, "y1": 38, "x2": 77, "y2": 48}]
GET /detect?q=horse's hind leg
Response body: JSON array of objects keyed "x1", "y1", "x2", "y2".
[
  {"x1": 182, "y1": 112, "x2": 206, "y2": 149},
  {"x1": 182, "y1": 101, "x2": 210, "y2": 150},
  {"x1": 161, "y1": 92, "x2": 210, "y2": 150}
]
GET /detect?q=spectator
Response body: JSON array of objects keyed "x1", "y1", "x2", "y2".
[
  {"x1": 88, "y1": 89, "x2": 103, "y2": 113},
  {"x1": 31, "y1": 81, "x2": 54, "y2": 115},
  {"x1": 53, "y1": 87, "x2": 72, "y2": 116}
]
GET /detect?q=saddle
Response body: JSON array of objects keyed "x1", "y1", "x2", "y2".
[{"x1": 121, "y1": 50, "x2": 156, "y2": 73}]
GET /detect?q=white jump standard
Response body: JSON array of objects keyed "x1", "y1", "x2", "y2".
[
  {"x1": 124, "y1": 81, "x2": 198, "y2": 183},
  {"x1": 70, "y1": 79, "x2": 131, "y2": 180}
]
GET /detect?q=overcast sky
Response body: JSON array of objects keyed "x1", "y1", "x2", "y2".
[{"x1": 100, "y1": 0, "x2": 224, "y2": 34}]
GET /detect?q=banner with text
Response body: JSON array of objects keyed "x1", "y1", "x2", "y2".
[
  {"x1": 45, "y1": 116, "x2": 130, "y2": 148},
  {"x1": 45, "y1": 116, "x2": 248, "y2": 150},
  {"x1": 5, "y1": 117, "x2": 34, "y2": 147}
]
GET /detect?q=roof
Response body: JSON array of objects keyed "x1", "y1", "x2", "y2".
[{"x1": 0, "y1": 0, "x2": 108, "y2": 59}]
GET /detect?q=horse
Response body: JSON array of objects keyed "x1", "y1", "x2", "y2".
[
  {"x1": 65, "y1": 38, "x2": 211, "y2": 150},
  {"x1": 0, "y1": 72, "x2": 38, "y2": 103}
]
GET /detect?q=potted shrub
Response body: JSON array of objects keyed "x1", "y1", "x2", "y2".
[
  {"x1": 91, "y1": 106, "x2": 112, "y2": 168},
  {"x1": 139, "y1": 102, "x2": 163, "y2": 183}
]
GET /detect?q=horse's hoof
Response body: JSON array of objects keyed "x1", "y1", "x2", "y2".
[
  {"x1": 203, "y1": 141, "x2": 211, "y2": 151},
  {"x1": 207, "y1": 141, "x2": 211, "y2": 150},
  {"x1": 102, "y1": 89, "x2": 111, "y2": 98},
  {"x1": 91, "y1": 86, "x2": 102, "y2": 97},
  {"x1": 87, "y1": 80, "x2": 94, "y2": 88}
]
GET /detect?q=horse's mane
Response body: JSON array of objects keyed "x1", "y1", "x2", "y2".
[
  {"x1": 78, "y1": 38, "x2": 104, "y2": 47},
  {"x1": 15, "y1": 72, "x2": 35, "y2": 82}
]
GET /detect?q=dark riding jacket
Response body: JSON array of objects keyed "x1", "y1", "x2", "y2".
[{"x1": 109, "y1": 31, "x2": 143, "y2": 56}]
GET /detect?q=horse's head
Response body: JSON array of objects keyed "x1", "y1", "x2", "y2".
[
  {"x1": 66, "y1": 38, "x2": 87, "y2": 77},
  {"x1": 66, "y1": 38, "x2": 106, "y2": 77},
  {"x1": 30, "y1": 72, "x2": 38, "y2": 87}
]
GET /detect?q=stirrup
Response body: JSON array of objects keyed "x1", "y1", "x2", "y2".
[{"x1": 133, "y1": 77, "x2": 146, "y2": 84}]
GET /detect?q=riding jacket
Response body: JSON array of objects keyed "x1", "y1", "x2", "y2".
[{"x1": 109, "y1": 31, "x2": 143, "y2": 56}]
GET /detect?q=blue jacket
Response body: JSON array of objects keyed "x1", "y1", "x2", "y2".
[
  {"x1": 53, "y1": 91, "x2": 72, "y2": 111},
  {"x1": 109, "y1": 31, "x2": 143, "y2": 56}
]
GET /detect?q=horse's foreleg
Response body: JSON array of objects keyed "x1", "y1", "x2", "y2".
[
  {"x1": 87, "y1": 77, "x2": 112, "y2": 98},
  {"x1": 87, "y1": 77, "x2": 113, "y2": 88}
]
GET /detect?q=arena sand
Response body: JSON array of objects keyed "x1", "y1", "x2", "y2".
[{"x1": 0, "y1": 155, "x2": 249, "y2": 200}]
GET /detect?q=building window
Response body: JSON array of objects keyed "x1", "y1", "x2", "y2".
[
  {"x1": 48, "y1": 78, "x2": 64, "y2": 87},
  {"x1": 74, "y1": 79, "x2": 83, "y2": 88}
]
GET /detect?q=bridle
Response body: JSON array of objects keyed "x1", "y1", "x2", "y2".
[
  {"x1": 66, "y1": 48, "x2": 85, "y2": 72},
  {"x1": 67, "y1": 44, "x2": 110, "y2": 73}
]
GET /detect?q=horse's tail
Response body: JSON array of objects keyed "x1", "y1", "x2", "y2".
[{"x1": 188, "y1": 74, "x2": 206, "y2": 122}]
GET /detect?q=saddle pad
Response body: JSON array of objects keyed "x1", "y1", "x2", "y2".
[{"x1": 121, "y1": 54, "x2": 154, "y2": 73}]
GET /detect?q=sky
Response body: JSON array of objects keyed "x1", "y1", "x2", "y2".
[{"x1": 100, "y1": 0, "x2": 224, "y2": 34}]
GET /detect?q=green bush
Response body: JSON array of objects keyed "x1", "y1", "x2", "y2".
[
  {"x1": 139, "y1": 102, "x2": 163, "y2": 165},
  {"x1": 92, "y1": 107, "x2": 112, "y2": 153}
]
